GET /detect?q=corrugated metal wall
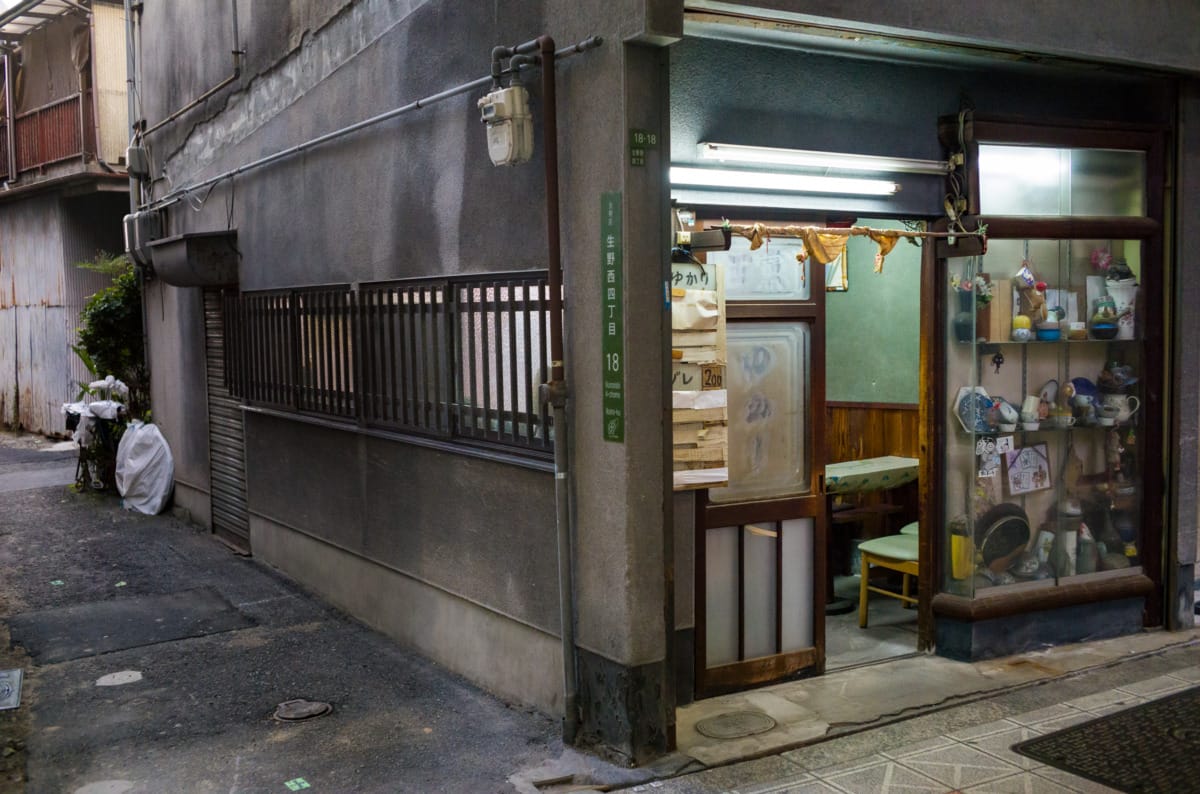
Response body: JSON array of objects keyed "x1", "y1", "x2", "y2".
[
  {"x1": 93, "y1": 2, "x2": 129, "y2": 165},
  {"x1": 0, "y1": 195, "x2": 67, "y2": 434},
  {"x1": 0, "y1": 192, "x2": 125, "y2": 435}
]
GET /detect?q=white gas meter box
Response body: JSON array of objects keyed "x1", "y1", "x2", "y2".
[{"x1": 478, "y1": 85, "x2": 533, "y2": 166}]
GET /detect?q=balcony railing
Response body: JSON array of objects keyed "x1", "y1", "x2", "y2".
[{"x1": 0, "y1": 91, "x2": 95, "y2": 180}]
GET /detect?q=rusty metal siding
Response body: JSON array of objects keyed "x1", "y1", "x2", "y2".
[
  {"x1": 92, "y1": 2, "x2": 129, "y2": 165},
  {"x1": 204, "y1": 289, "x2": 250, "y2": 549},
  {"x1": 0, "y1": 196, "x2": 70, "y2": 434}
]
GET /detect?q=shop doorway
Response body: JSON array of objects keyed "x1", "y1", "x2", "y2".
[{"x1": 687, "y1": 215, "x2": 929, "y2": 696}]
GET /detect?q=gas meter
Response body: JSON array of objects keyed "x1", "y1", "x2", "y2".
[{"x1": 477, "y1": 85, "x2": 533, "y2": 166}]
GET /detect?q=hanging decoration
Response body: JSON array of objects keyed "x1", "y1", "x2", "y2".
[{"x1": 723, "y1": 223, "x2": 987, "y2": 274}]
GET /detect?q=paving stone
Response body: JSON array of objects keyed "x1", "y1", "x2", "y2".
[
  {"x1": 962, "y1": 725, "x2": 1045, "y2": 771},
  {"x1": 960, "y1": 770, "x2": 1079, "y2": 793},
  {"x1": 901, "y1": 742, "x2": 1021, "y2": 789},
  {"x1": 1115, "y1": 674, "x2": 1193, "y2": 698},
  {"x1": 818, "y1": 758, "x2": 945, "y2": 793}
]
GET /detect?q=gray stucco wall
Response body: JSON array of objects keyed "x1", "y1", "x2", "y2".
[
  {"x1": 243, "y1": 410, "x2": 561, "y2": 633},
  {"x1": 138, "y1": 0, "x2": 678, "y2": 751}
]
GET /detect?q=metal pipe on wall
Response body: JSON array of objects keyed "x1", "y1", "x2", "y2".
[
  {"x1": 499, "y1": 32, "x2": 582, "y2": 743},
  {"x1": 142, "y1": 36, "x2": 601, "y2": 213},
  {"x1": 536, "y1": 33, "x2": 578, "y2": 745},
  {"x1": 3, "y1": 51, "x2": 17, "y2": 184},
  {"x1": 141, "y1": 0, "x2": 242, "y2": 137},
  {"x1": 123, "y1": 0, "x2": 141, "y2": 211}
]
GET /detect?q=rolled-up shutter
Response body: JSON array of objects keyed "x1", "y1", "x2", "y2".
[{"x1": 204, "y1": 288, "x2": 250, "y2": 552}]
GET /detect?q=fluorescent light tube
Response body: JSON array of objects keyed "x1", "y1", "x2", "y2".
[
  {"x1": 670, "y1": 166, "x2": 900, "y2": 196},
  {"x1": 698, "y1": 142, "x2": 951, "y2": 175}
]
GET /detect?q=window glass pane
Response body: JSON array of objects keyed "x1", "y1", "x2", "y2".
[
  {"x1": 707, "y1": 235, "x2": 812, "y2": 301},
  {"x1": 709, "y1": 321, "x2": 810, "y2": 503},
  {"x1": 942, "y1": 242, "x2": 1144, "y2": 598},
  {"x1": 978, "y1": 145, "x2": 1146, "y2": 217}
]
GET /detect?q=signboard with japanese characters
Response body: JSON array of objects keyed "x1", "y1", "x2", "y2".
[
  {"x1": 670, "y1": 259, "x2": 727, "y2": 490},
  {"x1": 601, "y1": 193, "x2": 624, "y2": 442}
]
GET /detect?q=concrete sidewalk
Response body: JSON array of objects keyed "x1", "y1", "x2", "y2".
[{"x1": 0, "y1": 433, "x2": 650, "y2": 794}]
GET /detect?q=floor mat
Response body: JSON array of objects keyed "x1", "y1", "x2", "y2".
[
  {"x1": 1013, "y1": 685, "x2": 1200, "y2": 793},
  {"x1": 7, "y1": 586, "x2": 254, "y2": 664}
]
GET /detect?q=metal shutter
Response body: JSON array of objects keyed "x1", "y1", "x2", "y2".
[{"x1": 204, "y1": 289, "x2": 250, "y2": 552}]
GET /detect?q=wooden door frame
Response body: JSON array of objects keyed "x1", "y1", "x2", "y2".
[
  {"x1": 927, "y1": 115, "x2": 1169, "y2": 630},
  {"x1": 692, "y1": 268, "x2": 827, "y2": 698}
]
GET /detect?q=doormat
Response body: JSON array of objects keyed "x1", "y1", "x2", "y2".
[
  {"x1": 1013, "y1": 685, "x2": 1200, "y2": 793},
  {"x1": 8, "y1": 586, "x2": 254, "y2": 664}
]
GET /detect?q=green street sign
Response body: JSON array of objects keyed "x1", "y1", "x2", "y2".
[
  {"x1": 629, "y1": 128, "x2": 658, "y2": 167},
  {"x1": 601, "y1": 192, "x2": 624, "y2": 442}
]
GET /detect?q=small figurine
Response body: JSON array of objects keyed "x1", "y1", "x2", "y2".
[{"x1": 1107, "y1": 428, "x2": 1125, "y2": 483}]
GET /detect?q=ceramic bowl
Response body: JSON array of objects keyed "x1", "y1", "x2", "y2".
[
  {"x1": 1022, "y1": 420, "x2": 1040, "y2": 431},
  {"x1": 1035, "y1": 325, "x2": 1061, "y2": 341},
  {"x1": 1090, "y1": 322, "x2": 1119, "y2": 340}
]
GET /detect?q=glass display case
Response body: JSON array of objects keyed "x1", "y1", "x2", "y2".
[{"x1": 941, "y1": 238, "x2": 1145, "y2": 598}]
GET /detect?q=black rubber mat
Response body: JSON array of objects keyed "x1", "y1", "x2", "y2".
[
  {"x1": 8, "y1": 586, "x2": 254, "y2": 664},
  {"x1": 1013, "y1": 685, "x2": 1200, "y2": 793}
]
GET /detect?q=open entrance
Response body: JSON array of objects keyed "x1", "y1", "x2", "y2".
[
  {"x1": 667, "y1": 14, "x2": 1170, "y2": 706},
  {"x1": 683, "y1": 214, "x2": 928, "y2": 697}
]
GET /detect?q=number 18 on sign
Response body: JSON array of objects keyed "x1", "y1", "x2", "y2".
[{"x1": 601, "y1": 192, "x2": 624, "y2": 442}]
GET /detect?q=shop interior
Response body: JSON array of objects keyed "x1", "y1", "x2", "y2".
[{"x1": 683, "y1": 213, "x2": 926, "y2": 674}]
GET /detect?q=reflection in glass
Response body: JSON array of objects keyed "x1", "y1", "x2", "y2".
[
  {"x1": 709, "y1": 322, "x2": 810, "y2": 503},
  {"x1": 978, "y1": 145, "x2": 1146, "y2": 217}
]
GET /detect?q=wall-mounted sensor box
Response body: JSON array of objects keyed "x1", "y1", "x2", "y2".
[
  {"x1": 477, "y1": 86, "x2": 533, "y2": 166},
  {"x1": 125, "y1": 145, "x2": 151, "y2": 179}
]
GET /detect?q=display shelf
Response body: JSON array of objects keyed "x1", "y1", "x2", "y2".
[{"x1": 943, "y1": 239, "x2": 1146, "y2": 599}]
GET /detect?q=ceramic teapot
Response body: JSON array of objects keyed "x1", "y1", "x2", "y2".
[{"x1": 1101, "y1": 393, "x2": 1140, "y2": 423}]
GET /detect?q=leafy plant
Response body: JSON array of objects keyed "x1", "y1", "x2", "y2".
[{"x1": 74, "y1": 252, "x2": 148, "y2": 417}]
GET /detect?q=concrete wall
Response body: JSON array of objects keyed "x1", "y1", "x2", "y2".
[
  {"x1": 828, "y1": 218, "x2": 921, "y2": 404},
  {"x1": 143, "y1": 282, "x2": 209, "y2": 515},
  {"x1": 138, "y1": 0, "x2": 680, "y2": 761},
  {"x1": 689, "y1": 1, "x2": 1200, "y2": 75}
]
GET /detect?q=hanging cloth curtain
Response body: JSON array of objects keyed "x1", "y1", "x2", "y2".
[
  {"x1": 866, "y1": 229, "x2": 902, "y2": 273},
  {"x1": 798, "y1": 227, "x2": 849, "y2": 266}
]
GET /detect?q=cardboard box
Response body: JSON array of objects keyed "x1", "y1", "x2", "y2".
[{"x1": 984, "y1": 277, "x2": 1013, "y2": 342}]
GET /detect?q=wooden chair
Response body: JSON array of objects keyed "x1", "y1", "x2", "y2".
[{"x1": 857, "y1": 532, "x2": 919, "y2": 628}]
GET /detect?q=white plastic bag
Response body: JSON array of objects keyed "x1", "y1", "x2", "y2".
[{"x1": 115, "y1": 421, "x2": 175, "y2": 515}]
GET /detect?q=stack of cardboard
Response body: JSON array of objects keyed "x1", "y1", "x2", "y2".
[{"x1": 670, "y1": 265, "x2": 728, "y2": 490}]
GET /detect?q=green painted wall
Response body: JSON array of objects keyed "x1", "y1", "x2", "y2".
[{"x1": 826, "y1": 218, "x2": 921, "y2": 404}]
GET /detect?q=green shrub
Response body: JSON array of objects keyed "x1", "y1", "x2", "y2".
[{"x1": 74, "y1": 252, "x2": 148, "y2": 417}]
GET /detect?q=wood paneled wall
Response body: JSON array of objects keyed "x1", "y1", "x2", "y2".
[
  {"x1": 825, "y1": 401, "x2": 922, "y2": 543},
  {"x1": 826, "y1": 402, "x2": 920, "y2": 464}
]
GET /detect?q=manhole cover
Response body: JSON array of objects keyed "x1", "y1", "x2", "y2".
[
  {"x1": 0, "y1": 669, "x2": 23, "y2": 710},
  {"x1": 274, "y1": 699, "x2": 332, "y2": 721},
  {"x1": 695, "y1": 710, "x2": 776, "y2": 739}
]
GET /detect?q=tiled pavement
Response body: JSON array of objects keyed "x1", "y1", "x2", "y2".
[{"x1": 647, "y1": 666, "x2": 1200, "y2": 793}]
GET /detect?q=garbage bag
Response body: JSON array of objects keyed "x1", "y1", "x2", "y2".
[{"x1": 115, "y1": 421, "x2": 174, "y2": 515}]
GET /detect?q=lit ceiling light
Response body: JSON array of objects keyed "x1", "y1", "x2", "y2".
[
  {"x1": 670, "y1": 166, "x2": 900, "y2": 196},
  {"x1": 698, "y1": 142, "x2": 952, "y2": 176}
]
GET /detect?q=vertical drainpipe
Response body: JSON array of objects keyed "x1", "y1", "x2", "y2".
[
  {"x1": 4, "y1": 51, "x2": 17, "y2": 185},
  {"x1": 520, "y1": 34, "x2": 579, "y2": 745},
  {"x1": 123, "y1": 0, "x2": 137, "y2": 214}
]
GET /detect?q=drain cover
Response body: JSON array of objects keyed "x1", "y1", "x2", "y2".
[
  {"x1": 0, "y1": 669, "x2": 22, "y2": 710},
  {"x1": 274, "y1": 699, "x2": 332, "y2": 721},
  {"x1": 695, "y1": 710, "x2": 776, "y2": 739}
]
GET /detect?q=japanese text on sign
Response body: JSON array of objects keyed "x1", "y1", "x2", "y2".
[
  {"x1": 629, "y1": 128, "x2": 659, "y2": 167},
  {"x1": 601, "y1": 192, "x2": 624, "y2": 442}
]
